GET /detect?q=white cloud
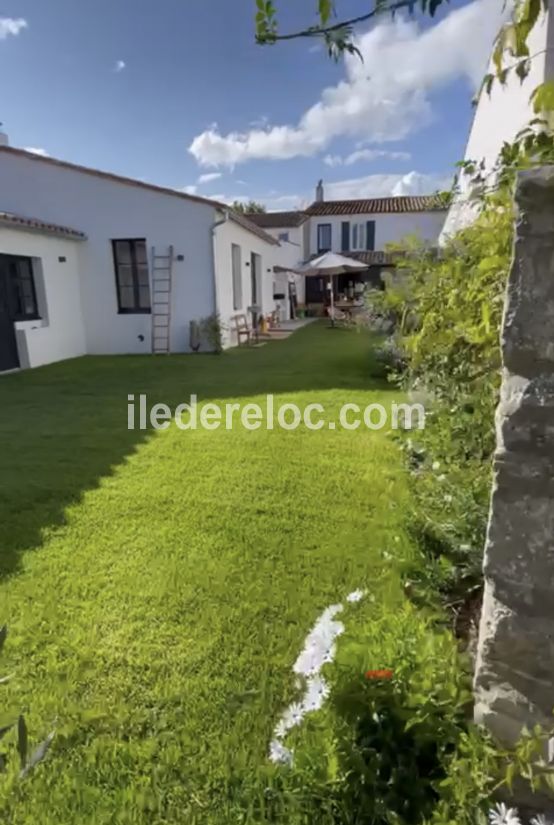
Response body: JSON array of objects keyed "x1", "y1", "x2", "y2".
[
  {"x1": 189, "y1": 0, "x2": 503, "y2": 168},
  {"x1": 0, "y1": 17, "x2": 27, "y2": 39},
  {"x1": 114, "y1": 60, "x2": 126, "y2": 72},
  {"x1": 324, "y1": 170, "x2": 452, "y2": 200},
  {"x1": 197, "y1": 172, "x2": 222, "y2": 185},
  {"x1": 23, "y1": 147, "x2": 49, "y2": 157},
  {"x1": 324, "y1": 148, "x2": 411, "y2": 167},
  {"x1": 181, "y1": 184, "x2": 198, "y2": 195},
  {"x1": 199, "y1": 169, "x2": 450, "y2": 211}
]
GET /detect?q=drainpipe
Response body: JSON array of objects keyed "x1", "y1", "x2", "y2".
[{"x1": 211, "y1": 208, "x2": 230, "y2": 328}]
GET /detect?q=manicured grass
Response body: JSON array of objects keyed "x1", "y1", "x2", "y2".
[{"x1": 0, "y1": 322, "x2": 417, "y2": 824}]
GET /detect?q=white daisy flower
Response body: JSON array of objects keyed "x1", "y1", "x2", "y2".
[
  {"x1": 269, "y1": 739, "x2": 293, "y2": 765},
  {"x1": 488, "y1": 802, "x2": 521, "y2": 825}
]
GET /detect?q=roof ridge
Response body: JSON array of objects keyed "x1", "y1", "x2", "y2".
[
  {"x1": 0, "y1": 146, "x2": 280, "y2": 247},
  {"x1": 305, "y1": 194, "x2": 448, "y2": 216},
  {"x1": 227, "y1": 210, "x2": 280, "y2": 245},
  {"x1": 245, "y1": 210, "x2": 308, "y2": 228},
  {"x1": 0, "y1": 145, "x2": 228, "y2": 211}
]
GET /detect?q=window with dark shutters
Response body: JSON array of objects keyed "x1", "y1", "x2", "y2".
[
  {"x1": 341, "y1": 222, "x2": 350, "y2": 252},
  {"x1": 366, "y1": 221, "x2": 376, "y2": 251}
]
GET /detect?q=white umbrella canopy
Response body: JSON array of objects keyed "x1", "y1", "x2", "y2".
[
  {"x1": 300, "y1": 252, "x2": 367, "y2": 325},
  {"x1": 301, "y1": 251, "x2": 368, "y2": 277}
]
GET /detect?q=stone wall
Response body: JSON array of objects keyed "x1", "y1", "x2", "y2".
[{"x1": 474, "y1": 166, "x2": 554, "y2": 746}]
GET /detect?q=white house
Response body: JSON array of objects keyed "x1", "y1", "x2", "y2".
[
  {"x1": 0, "y1": 141, "x2": 281, "y2": 372},
  {"x1": 443, "y1": 9, "x2": 554, "y2": 236},
  {"x1": 300, "y1": 183, "x2": 447, "y2": 308},
  {"x1": 243, "y1": 211, "x2": 309, "y2": 319},
  {"x1": 0, "y1": 212, "x2": 87, "y2": 372}
]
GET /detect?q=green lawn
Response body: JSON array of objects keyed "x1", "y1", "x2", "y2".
[{"x1": 0, "y1": 322, "x2": 418, "y2": 824}]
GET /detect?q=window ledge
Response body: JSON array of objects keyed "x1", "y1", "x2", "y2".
[
  {"x1": 14, "y1": 317, "x2": 46, "y2": 330},
  {"x1": 117, "y1": 309, "x2": 152, "y2": 315}
]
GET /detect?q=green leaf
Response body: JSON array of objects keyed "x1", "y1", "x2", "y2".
[
  {"x1": 532, "y1": 81, "x2": 554, "y2": 114},
  {"x1": 318, "y1": 0, "x2": 334, "y2": 25},
  {"x1": 0, "y1": 626, "x2": 6, "y2": 654}
]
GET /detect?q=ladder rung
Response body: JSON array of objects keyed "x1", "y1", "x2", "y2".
[{"x1": 151, "y1": 245, "x2": 173, "y2": 355}]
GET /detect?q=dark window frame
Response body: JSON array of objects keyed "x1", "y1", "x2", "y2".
[
  {"x1": 317, "y1": 223, "x2": 332, "y2": 253},
  {"x1": 341, "y1": 221, "x2": 350, "y2": 252},
  {"x1": 111, "y1": 238, "x2": 151, "y2": 315},
  {"x1": 0, "y1": 254, "x2": 40, "y2": 322},
  {"x1": 366, "y1": 220, "x2": 376, "y2": 251}
]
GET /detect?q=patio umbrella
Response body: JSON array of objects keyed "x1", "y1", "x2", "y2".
[{"x1": 300, "y1": 252, "x2": 367, "y2": 326}]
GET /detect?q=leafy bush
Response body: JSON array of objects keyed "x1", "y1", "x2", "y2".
[
  {"x1": 376, "y1": 194, "x2": 513, "y2": 616},
  {"x1": 199, "y1": 313, "x2": 225, "y2": 353},
  {"x1": 244, "y1": 603, "x2": 519, "y2": 825}
]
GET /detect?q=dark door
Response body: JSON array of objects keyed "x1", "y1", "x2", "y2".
[{"x1": 0, "y1": 264, "x2": 20, "y2": 372}]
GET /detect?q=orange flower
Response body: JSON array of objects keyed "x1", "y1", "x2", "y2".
[{"x1": 365, "y1": 669, "x2": 393, "y2": 680}]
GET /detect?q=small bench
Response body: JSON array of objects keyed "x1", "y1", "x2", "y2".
[{"x1": 232, "y1": 313, "x2": 252, "y2": 346}]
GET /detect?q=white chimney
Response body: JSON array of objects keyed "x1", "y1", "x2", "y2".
[
  {"x1": 316, "y1": 179, "x2": 324, "y2": 203},
  {"x1": 0, "y1": 126, "x2": 9, "y2": 147}
]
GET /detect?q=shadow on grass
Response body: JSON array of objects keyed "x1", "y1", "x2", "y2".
[{"x1": 0, "y1": 322, "x2": 394, "y2": 580}]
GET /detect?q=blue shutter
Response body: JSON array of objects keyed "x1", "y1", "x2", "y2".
[
  {"x1": 366, "y1": 221, "x2": 376, "y2": 251},
  {"x1": 341, "y1": 221, "x2": 350, "y2": 252}
]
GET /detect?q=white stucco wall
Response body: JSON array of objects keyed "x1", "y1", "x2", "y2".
[
  {"x1": 0, "y1": 150, "x2": 218, "y2": 355},
  {"x1": 442, "y1": 10, "x2": 553, "y2": 236},
  {"x1": 308, "y1": 211, "x2": 446, "y2": 255},
  {"x1": 260, "y1": 224, "x2": 307, "y2": 311},
  {"x1": 0, "y1": 227, "x2": 86, "y2": 368},
  {"x1": 213, "y1": 218, "x2": 281, "y2": 347}
]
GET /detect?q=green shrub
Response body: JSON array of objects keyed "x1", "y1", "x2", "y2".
[
  {"x1": 377, "y1": 194, "x2": 513, "y2": 611},
  {"x1": 246, "y1": 603, "x2": 510, "y2": 825}
]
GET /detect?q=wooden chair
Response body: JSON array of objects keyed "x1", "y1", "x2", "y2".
[
  {"x1": 327, "y1": 306, "x2": 349, "y2": 325},
  {"x1": 232, "y1": 313, "x2": 252, "y2": 346}
]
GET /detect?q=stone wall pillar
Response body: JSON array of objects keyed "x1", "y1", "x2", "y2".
[{"x1": 475, "y1": 166, "x2": 554, "y2": 745}]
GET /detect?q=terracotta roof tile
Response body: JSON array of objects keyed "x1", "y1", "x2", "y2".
[
  {"x1": 305, "y1": 195, "x2": 448, "y2": 216},
  {"x1": 0, "y1": 211, "x2": 87, "y2": 240},
  {"x1": 227, "y1": 211, "x2": 279, "y2": 245},
  {"x1": 245, "y1": 211, "x2": 308, "y2": 228}
]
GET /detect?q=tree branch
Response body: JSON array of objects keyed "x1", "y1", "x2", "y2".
[{"x1": 257, "y1": 0, "x2": 418, "y2": 43}]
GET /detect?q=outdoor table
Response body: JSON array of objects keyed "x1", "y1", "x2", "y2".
[{"x1": 335, "y1": 303, "x2": 363, "y2": 320}]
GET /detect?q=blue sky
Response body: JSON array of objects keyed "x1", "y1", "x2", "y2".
[{"x1": 0, "y1": 0, "x2": 502, "y2": 208}]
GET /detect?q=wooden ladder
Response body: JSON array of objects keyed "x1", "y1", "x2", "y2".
[{"x1": 151, "y1": 245, "x2": 174, "y2": 354}]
